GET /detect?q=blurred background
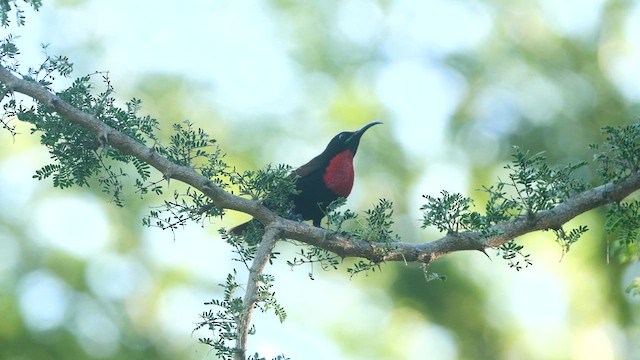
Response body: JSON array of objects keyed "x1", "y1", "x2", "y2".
[{"x1": 1, "y1": 0, "x2": 640, "y2": 359}]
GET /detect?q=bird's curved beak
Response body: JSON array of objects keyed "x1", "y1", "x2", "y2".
[{"x1": 348, "y1": 121, "x2": 382, "y2": 143}]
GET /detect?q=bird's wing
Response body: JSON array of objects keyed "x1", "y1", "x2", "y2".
[{"x1": 293, "y1": 154, "x2": 325, "y2": 178}]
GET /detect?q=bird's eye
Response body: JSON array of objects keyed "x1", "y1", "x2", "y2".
[{"x1": 338, "y1": 133, "x2": 346, "y2": 140}]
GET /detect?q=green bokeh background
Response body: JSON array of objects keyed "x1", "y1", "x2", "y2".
[{"x1": 1, "y1": 1, "x2": 639, "y2": 359}]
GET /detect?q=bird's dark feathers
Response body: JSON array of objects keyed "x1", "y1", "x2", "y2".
[{"x1": 229, "y1": 122, "x2": 381, "y2": 234}]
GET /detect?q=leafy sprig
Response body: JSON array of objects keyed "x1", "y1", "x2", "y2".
[
  {"x1": 591, "y1": 124, "x2": 640, "y2": 183},
  {"x1": 287, "y1": 246, "x2": 341, "y2": 279},
  {"x1": 504, "y1": 147, "x2": 587, "y2": 215},
  {"x1": 355, "y1": 198, "x2": 399, "y2": 244},
  {"x1": 420, "y1": 147, "x2": 588, "y2": 269},
  {"x1": 231, "y1": 164, "x2": 297, "y2": 214},
  {"x1": 0, "y1": 0, "x2": 42, "y2": 27},
  {"x1": 421, "y1": 191, "x2": 481, "y2": 233},
  {"x1": 592, "y1": 124, "x2": 640, "y2": 267},
  {"x1": 196, "y1": 271, "x2": 243, "y2": 360},
  {"x1": 495, "y1": 240, "x2": 532, "y2": 271}
]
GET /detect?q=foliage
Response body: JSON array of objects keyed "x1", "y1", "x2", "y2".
[
  {"x1": 421, "y1": 148, "x2": 587, "y2": 234},
  {"x1": 355, "y1": 198, "x2": 400, "y2": 244},
  {"x1": 343, "y1": 199, "x2": 401, "y2": 276},
  {"x1": 282, "y1": 198, "x2": 350, "y2": 275},
  {"x1": 605, "y1": 201, "x2": 640, "y2": 262},
  {"x1": 287, "y1": 245, "x2": 341, "y2": 280},
  {"x1": 420, "y1": 147, "x2": 589, "y2": 269},
  {"x1": 552, "y1": 225, "x2": 589, "y2": 256},
  {"x1": 23, "y1": 45, "x2": 73, "y2": 88},
  {"x1": 158, "y1": 120, "x2": 219, "y2": 167},
  {"x1": 495, "y1": 240, "x2": 533, "y2": 271},
  {"x1": 591, "y1": 124, "x2": 640, "y2": 183},
  {"x1": 230, "y1": 163, "x2": 297, "y2": 215},
  {"x1": 142, "y1": 120, "x2": 229, "y2": 230},
  {"x1": 593, "y1": 124, "x2": 640, "y2": 264},
  {"x1": 287, "y1": 198, "x2": 400, "y2": 277},
  {"x1": 196, "y1": 270, "x2": 287, "y2": 359},
  {"x1": 196, "y1": 271, "x2": 244, "y2": 360},
  {"x1": 10, "y1": 55, "x2": 164, "y2": 206},
  {"x1": 0, "y1": 0, "x2": 42, "y2": 27},
  {"x1": 224, "y1": 228, "x2": 260, "y2": 266},
  {"x1": 254, "y1": 273, "x2": 287, "y2": 324},
  {"x1": 324, "y1": 197, "x2": 357, "y2": 230},
  {"x1": 503, "y1": 147, "x2": 587, "y2": 214},
  {"x1": 196, "y1": 233, "x2": 287, "y2": 359},
  {"x1": 143, "y1": 186, "x2": 223, "y2": 233},
  {"x1": 421, "y1": 191, "x2": 481, "y2": 233}
]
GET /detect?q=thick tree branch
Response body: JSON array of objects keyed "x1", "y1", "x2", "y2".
[
  {"x1": 0, "y1": 65, "x2": 277, "y2": 224},
  {"x1": 279, "y1": 171, "x2": 640, "y2": 263},
  {"x1": 2, "y1": 64, "x2": 640, "y2": 268}
]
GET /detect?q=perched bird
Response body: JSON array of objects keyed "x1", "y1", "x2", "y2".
[{"x1": 230, "y1": 121, "x2": 381, "y2": 234}]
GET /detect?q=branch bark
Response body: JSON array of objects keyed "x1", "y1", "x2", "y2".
[
  {"x1": 234, "y1": 225, "x2": 280, "y2": 360},
  {"x1": 2, "y1": 63, "x2": 640, "y2": 264},
  {"x1": 280, "y1": 171, "x2": 640, "y2": 263}
]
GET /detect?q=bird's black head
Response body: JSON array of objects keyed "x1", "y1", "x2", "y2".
[{"x1": 323, "y1": 121, "x2": 382, "y2": 156}]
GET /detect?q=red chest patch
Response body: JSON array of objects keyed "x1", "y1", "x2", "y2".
[{"x1": 323, "y1": 150, "x2": 355, "y2": 197}]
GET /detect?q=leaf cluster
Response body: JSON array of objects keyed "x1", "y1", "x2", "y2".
[
  {"x1": 591, "y1": 124, "x2": 640, "y2": 183},
  {"x1": 0, "y1": 34, "x2": 19, "y2": 71},
  {"x1": 0, "y1": 0, "x2": 42, "y2": 27},
  {"x1": 347, "y1": 199, "x2": 400, "y2": 276},
  {"x1": 495, "y1": 241, "x2": 532, "y2": 271},
  {"x1": 421, "y1": 191, "x2": 481, "y2": 233},
  {"x1": 552, "y1": 225, "x2": 589, "y2": 256},
  {"x1": 355, "y1": 198, "x2": 400, "y2": 244},
  {"x1": 287, "y1": 245, "x2": 341, "y2": 279},
  {"x1": 156, "y1": 120, "x2": 218, "y2": 167},
  {"x1": 254, "y1": 273, "x2": 287, "y2": 323},
  {"x1": 592, "y1": 124, "x2": 640, "y2": 264},
  {"x1": 143, "y1": 186, "x2": 225, "y2": 233},
  {"x1": 142, "y1": 121, "x2": 230, "y2": 229},
  {"x1": 503, "y1": 147, "x2": 587, "y2": 214},
  {"x1": 16, "y1": 70, "x2": 161, "y2": 205},
  {"x1": 287, "y1": 199, "x2": 400, "y2": 277},
  {"x1": 196, "y1": 271, "x2": 243, "y2": 360},
  {"x1": 231, "y1": 163, "x2": 297, "y2": 215},
  {"x1": 197, "y1": 234, "x2": 287, "y2": 359},
  {"x1": 605, "y1": 201, "x2": 640, "y2": 262},
  {"x1": 420, "y1": 147, "x2": 588, "y2": 269},
  {"x1": 23, "y1": 45, "x2": 73, "y2": 88},
  {"x1": 324, "y1": 197, "x2": 357, "y2": 230}
]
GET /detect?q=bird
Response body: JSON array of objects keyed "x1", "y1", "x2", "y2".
[{"x1": 229, "y1": 121, "x2": 382, "y2": 235}]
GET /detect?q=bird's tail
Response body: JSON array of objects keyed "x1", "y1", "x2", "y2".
[
  {"x1": 227, "y1": 219, "x2": 264, "y2": 242},
  {"x1": 227, "y1": 219, "x2": 251, "y2": 236}
]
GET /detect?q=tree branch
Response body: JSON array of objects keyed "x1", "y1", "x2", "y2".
[
  {"x1": 2, "y1": 63, "x2": 640, "y2": 267},
  {"x1": 234, "y1": 225, "x2": 280, "y2": 360},
  {"x1": 278, "y1": 171, "x2": 640, "y2": 263},
  {"x1": 0, "y1": 65, "x2": 277, "y2": 224}
]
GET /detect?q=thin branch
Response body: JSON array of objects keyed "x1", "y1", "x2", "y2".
[{"x1": 234, "y1": 224, "x2": 280, "y2": 360}]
